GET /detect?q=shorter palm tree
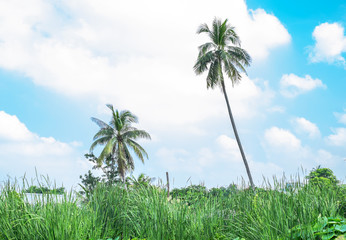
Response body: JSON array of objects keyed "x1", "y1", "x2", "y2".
[
  {"x1": 90, "y1": 104, "x2": 151, "y2": 184},
  {"x1": 126, "y1": 173, "x2": 155, "y2": 188}
]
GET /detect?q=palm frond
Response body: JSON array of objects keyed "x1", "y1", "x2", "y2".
[
  {"x1": 193, "y1": 51, "x2": 215, "y2": 75},
  {"x1": 120, "y1": 110, "x2": 138, "y2": 124},
  {"x1": 225, "y1": 26, "x2": 241, "y2": 46},
  {"x1": 92, "y1": 128, "x2": 113, "y2": 141},
  {"x1": 112, "y1": 109, "x2": 122, "y2": 131},
  {"x1": 222, "y1": 56, "x2": 242, "y2": 86},
  {"x1": 97, "y1": 137, "x2": 116, "y2": 165},
  {"x1": 106, "y1": 104, "x2": 114, "y2": 112},
  {"x1": 206, "y1": 58, "x2": 223, "y2": 89},
  {"x1": 123, "y1": 129, "x2": 151, "y2": 141},
  {"x1": 127, "y1": 139, "x2": 148, "y2": 163},
  {"x1": 197, "y1": 42, "x2": 216, "y2": 58},
  {"x1": 89, "y1": 136, "x2": 112, "y2": 152},
  {"x1": 197, "y1": 23, "x2": 215, "y2": 41},
  {"x1": 106, "y1": 104, "x2": 116, "y2": 128},
  {"x1": 196, "y1": 23, "x2": 210, "y2": 34},
  {"x1": 218, "y1": 19, "x2": 228, "y2": 47},
  {"x1": 227, "y1": 46, "x2": 251, "y2": 67},
  {"x1": 212, "y1": 17, "x2": 221, "y2": 45},
  {"x1": 91, "y1": 117, "x2": 110, "y2": 129}
]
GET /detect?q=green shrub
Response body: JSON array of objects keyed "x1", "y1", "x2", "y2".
[{"x1": 286, "y1": 215, "x2": 345, "y2": 239}]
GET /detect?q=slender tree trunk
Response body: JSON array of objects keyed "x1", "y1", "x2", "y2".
[
  {"x1": 221, "y1": 81, "x2": 255, "y2": 188},
  {"x1": 166, "y1": 172, "x2": 170, "y2": 198}
]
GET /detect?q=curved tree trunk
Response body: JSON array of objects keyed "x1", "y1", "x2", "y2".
[{"x1": 221, "y1": 81, "x2": 255, "y2": 188}]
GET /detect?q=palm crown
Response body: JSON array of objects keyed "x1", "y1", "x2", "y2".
[
  {"x1": 90, "y1": 104, "x2": 151, "y2": 182},
  {"x1": 194, "y1": 18, "x2": 251, "y2": 90}
]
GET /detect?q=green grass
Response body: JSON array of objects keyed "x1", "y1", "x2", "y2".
[{"x1": 0, "y1": 176, "x2": 344, "y2": 240}]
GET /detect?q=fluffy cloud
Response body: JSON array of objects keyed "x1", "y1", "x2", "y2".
[
  {"x1": 280, "y1": 74, "x2": 326, "y2": 97},
  {"x1": 61, "y1": 0, "x2": 291, "y2": 61},
  {"x1": 0, "y1": 111, "x2": 88, "y2": 188},
  {"x1": 237, "y1": 8, "x2": 291, "y2": 59},
  {"x1": 264, "y1": 127, "x2": 302, "y2": 151},
  {"x1": 0, "y1": 111, "x2": 33, "y2": 141},
  {"x1": 263, "y1": 126, "x2": 345, "y2": 179},
  {"x1": 0, "y1": 0, "x2": 286, "y2": 133},
  {"x1": 309, "y1": 22, "x2": 346, "y2": 65},
  {"x1": 216, "y1": 135, "x2": 243, "y2": 163},
  {"x1": 327, "y1": 112, "x2": 346, "y2": 146},
  {"x1": 334, "y1": 111, "x2": 346, "y2": 125},
  {"x1": 338, "y1": 114, "x2": 346, "y2": 124},
  {"x1": 292, "y1": 117, "x2": 320, "y2": 138},
  {"x1": 326, "y1": 128, "x2": 346, "y2": 146}
]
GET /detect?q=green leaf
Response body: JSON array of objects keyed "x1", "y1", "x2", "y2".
[
  {"x1": 321, "y1": 232, "x2": 335, "y2": 240},
  {"x1": 328, "y1": 217, "x2": 342, "y2": 222},
  {"x1": 313, "y1": 216, "x2": 328, "y2": 232},
  {"x1": 335, "y1": 225, "x2": 346, "y2": 233}
]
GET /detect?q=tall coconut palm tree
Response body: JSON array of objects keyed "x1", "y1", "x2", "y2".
[
  {"x1": 90, "y1": 104, "x2": 151, "y2": 184},
  {"x1": 193, "y1": 18, "x2": 255, "y2": 188}
]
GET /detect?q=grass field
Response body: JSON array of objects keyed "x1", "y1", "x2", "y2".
[{"x1": 0, "y1": 177, "x2": 344, "y2": 240}]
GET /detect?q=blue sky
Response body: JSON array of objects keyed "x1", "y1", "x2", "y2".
[{"x1": 0, "y1": 0, "x2": 345, "y2": 189}]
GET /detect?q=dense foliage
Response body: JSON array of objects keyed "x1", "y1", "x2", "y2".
[
  {"x1": 287, "y1": 216, "x2": 346, "y2": 239},
  {"x1": 306, "y1": 166, "x2": 339, "y2": 187},
  {"x1": 24, "y1": 185, "x2": 65, "y2": 195},
  {"x1": 79, "y1": 153, "x2": 121, "y2": 198}
]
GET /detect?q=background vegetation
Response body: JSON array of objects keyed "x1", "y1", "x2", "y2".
[
  {"x1": 0, "y1": 168, "x2": 345, "y2": 240},
  {"x1": 24, "y1": 185, "x2": 65, "y2": 195}
]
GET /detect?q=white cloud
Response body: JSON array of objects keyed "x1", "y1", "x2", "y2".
[
  {"x1": 326, "y1": 128, "x2": 346, "y2": 146},
  {"x1": 280, "y1": 74, "x2": 326, "y2": 97},
  {"x1": 61, "y1": 0, "x2": 290, "y2": 61},
  {"x1": 0, "y1": 111, "x2": 33, "y2": 141},
  {"x1": 217, "y1": 135, "x2": 239, "y2": 151},
  {"x1": 267, "y1": 106, "x2": 285, "y2": 113},
  {"x1": 156, "y1": 148, "x2": 190, "y2": 171},
  {"x1": 338, "y1": 114, "x2": 346, "y2": 124},
  {"x1": 226, "y1": 76, "x2": 275, "y2": 119},
  {"x1": 216, "y1": 135, "x2": 242, "y2": 162},
  {"x1": 238, "y1": 8, "x2": 291, "y2": 59},
  {"x1": 0, "y1": 0, "x2": 286, "y2": 133},
  {"x1": 0, "y1": 111, "x2": 88, "y2": 188},
  {"x1": 264, "y1": 127, "x2": 301, "y2": 151},
  {"x1": 262, "y1": 126, "x2": 345, "y2": 179},
  {"x1": 315, "y1": 149, "x2": 335, "y2": 166},
  {"x1": 334, "y1": 111, "x2": 346, "y2": 125},
  {"x1": 309, "y1": 22, "x2": 346, "y2": 65},
  {"x1": 292, "y1": 117, "x2": 320, "y2": 138}
]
